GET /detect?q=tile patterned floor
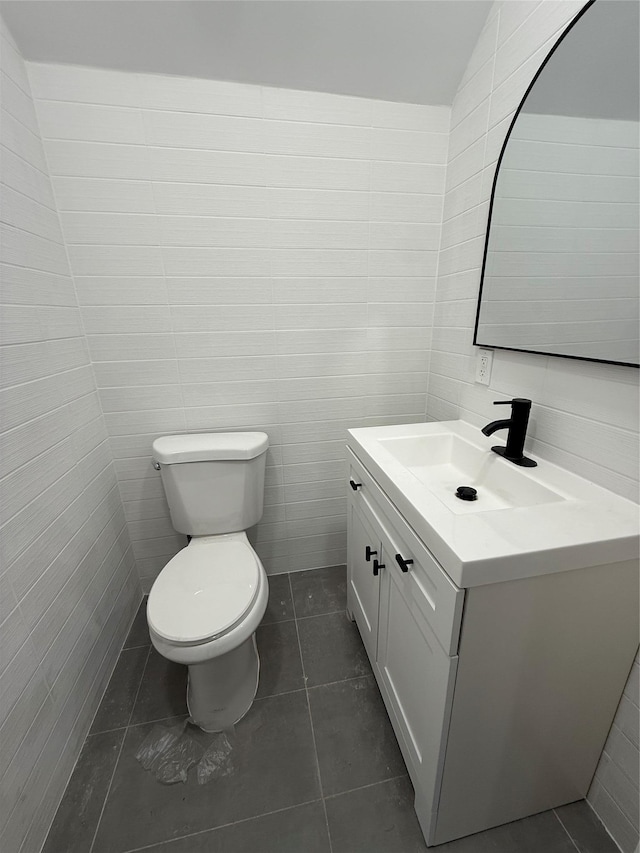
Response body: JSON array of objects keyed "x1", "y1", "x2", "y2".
[{"x1": 43, "y1": 566, "x2": 619, "y2": 853}]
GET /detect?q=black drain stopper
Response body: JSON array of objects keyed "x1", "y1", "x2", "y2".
[{"x1": 455, "y1": 486, "x2": 478, "y2": 501}]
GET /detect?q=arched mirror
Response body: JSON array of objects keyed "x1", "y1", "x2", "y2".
[{"x1": 474, "y1": 0, "x2": 639, "y2": 367}]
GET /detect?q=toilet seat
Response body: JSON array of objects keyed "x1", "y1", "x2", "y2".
[{"x1": 148, "y1": 535, "x2": 260, "y2": 646}]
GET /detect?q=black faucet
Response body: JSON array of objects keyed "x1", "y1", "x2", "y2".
[{"x1": 481, "y1": 398, "x2": 537, "y2": 467}]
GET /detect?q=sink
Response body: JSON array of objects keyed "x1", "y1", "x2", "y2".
[
  {"x1": 377, "y1": 433, "x2": 565, "y2": 513},
  {"x1": 347, "y1": 419, "x2": 639, "y2": 587}
]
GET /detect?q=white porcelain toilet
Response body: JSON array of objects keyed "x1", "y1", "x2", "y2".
[{"x1": 147, "y1": 432, "x2": 269, "y2": 732}]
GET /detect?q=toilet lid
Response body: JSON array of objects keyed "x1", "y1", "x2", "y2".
[{"x1": 147, "y1": 537, "x2": 260, "y2": 645}]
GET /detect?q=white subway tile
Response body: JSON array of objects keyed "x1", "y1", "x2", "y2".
[
  {"x1": 1, "y1": 145, "x2": 56, "y2": 208},
  {"x1": 28, "y1": 62, "x2": 143, "y2": 106},
  {"x1": 74, "y1": 276, "x2": 168, "y2": 306},
  {"x1": 153, "y1": 183, "x2": 269, "y2": 217},
  {"x1": 267, "y1": 154, "x2": 370, "y2": 191},
  {"x1": 61, "y1": 212, "x2": 161, "y2": 246},
  {"x1": 94, "y1": 359, "x2": 179, "y2": 388},
  {"x1": 262, "y1": 87, "x2": 373, "y2": 126},
  {"x1": 271, "y1": 249, "x2": 367, "y2": 277},
  {"x1": 143, "y1": 110, "x2": 264, "y2": 152},
  {"x1": 149, "y1": 147, "x2": 265, "y2": 186},
  {"x1": 369, "y1": 222, "x2": 441, "y2": 252},
  {"x1": 273, "y1": 277, "x2": 366, "y2": 305},
  {"x1": 51, "y1": 176, "x2": 155, "y2": 213},
  {"x1": 162, "y1": 247, "x2": 270, "y2": 277},
  {"x1": 36, "y1": 100, "x2": 146, "y2": 144},
  {"x1": 174, "y1": 330, "x2": 276, "y2": 357},
  {"x1": 372, "y1": 101, "x2": 450, "y2": 133},
  {"x1": 86, "y1": 333, "x2": 177, "y2": 362},
  {"x1": 269, "y1": 188, "x2": 368, "y2": 221},
  {"x1": 178, "y1": 355, "x2": 278, "y2": 383},
  {"x1": 139, "y1": 72, "x2": 262, "y2": 116},
  {"x1": 81, "y1": 305, "x2": 172, "y2": 335},
  {"x1": 370, "y1": 127, "x2": 448, "y2": 165},
  {"x1": 270, "y1": 219, "x2": 368, "y2": 249},
  {"x1": 276, "y1": 328, "x2": 367, "y2": 355},
  {"x1": 1, "y1": 69, "x2": 39, "y2": 134},
  {"x1": 166, "y1": 277, "x2": 271, "y2": 305},
  {"x1": 370, "y1": 191, "x2": 442, "y2": 223},
  {"x1": 0, "y1": 185, "x2": 63, "y2": 244},
  {"x1": 371, "y1": 161, "x2": 446, "y2": 194},
  {"x1": 45, "y1": 139, "x2": 150, "y2": 180},
  {"x1": 368, "y1": 250, "x2": 438, "y2": 278},
  {"x1": 1, "y1": 106, "x2": 48, "y2": 174},
  {"x1": 264, "y1": 120, "x2": 371, "y2": 160},
  {"x1": 171, "y1": 304, "x2": 274, "y2": 332},
  {"x1": 275, "y1": 303, "x2": 366, "y2": 331}
]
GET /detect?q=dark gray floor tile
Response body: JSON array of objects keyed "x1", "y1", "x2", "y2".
[
  {"x1": 262, "y1": 573, "x2": 294, "y2": 625},
  {"x1": 123, "y1": 597, "x2": 150, "y2": 649},
  {"x1": 93, "y1": 691, "x2": 320, "y2": 853},
  {"x1": 298, "y1": 611, "x2": 372, "y2": 687},
  {"x1": 42, "y1": 729, "x2": 124, "y2": 853},
  {"x1": 129, "y1": 648, "x2": 188, "y2": 725},
  {"x1": 130, "y1": 800, "x2": 330, "y2": 853},
  {"x1": 290, "y1": 564, "x2": 347, "y2": 618},
  {"x1": 326, "y1": 775, "x2": 427, "y2": 853},
  {"x1": 91, "y1": 646, "x2": 150, "y2": 734},
  {"x1": 554, "y1": 800, "x2": 620, "y2": 853},
  {"x1": 436, "y1": 810, "x2": 578, "y2": 852},
  {"x1": 256, "y1": 620, "x2": 304, "y2": 699},
  {"x1": 309, "y1": 675, "x2": 406, "y2": 796}
]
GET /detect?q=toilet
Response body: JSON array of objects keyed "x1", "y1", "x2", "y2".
[{"x1": 147, "y1": 432, "x2": 269, "y2": 732}]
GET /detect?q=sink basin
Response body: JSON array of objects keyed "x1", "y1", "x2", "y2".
[
  {"x1": 347, "y1": 420, "x2": 639, "y2": 587},
  {"x1": 377, "y1": 433, "x2": 565, "y2": 513}
]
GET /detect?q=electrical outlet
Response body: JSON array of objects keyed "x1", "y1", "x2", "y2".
[{"x1": 475, "y1": 348, "x2": 493, "y2": 385}]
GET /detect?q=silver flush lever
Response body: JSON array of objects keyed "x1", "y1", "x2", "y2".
[{"x1": 152, "y1": 460, "x2": 161, "y2": 471}]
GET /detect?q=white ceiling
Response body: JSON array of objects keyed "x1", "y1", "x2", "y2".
[{"x1": 0, "y1": 1, "x2": 491, "y2": 105}]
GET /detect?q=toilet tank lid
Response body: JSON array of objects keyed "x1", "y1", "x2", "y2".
[{"x1": 153, "y1": 432, "x2": 269, "y2": 464}]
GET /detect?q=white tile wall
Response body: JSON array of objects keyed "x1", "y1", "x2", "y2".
[
  {"x1": 426, "y1": 2, "x2": 639, "y2": 850},
  {"x1": 0, "y1": 21, "x2": 140, "y2": 853},
  {"x1": 30, "y1": 61, "x2": 448, "y2": 588}
]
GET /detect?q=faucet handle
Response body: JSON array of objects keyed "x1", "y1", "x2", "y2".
[{"x1": 493, "y1": 398, "x2": 532, "y2": 407}]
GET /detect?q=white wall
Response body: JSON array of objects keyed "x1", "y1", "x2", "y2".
[
  {"x1": 29, "y1": 61, "x2": 448, "y2": 591},
  {"x1": 0, "y1": 21, "x2": 140, "y2": 853},
  {"x1": 426, "y1": 2, "x2": 639, "y2": 850},
  {"x1": 479, "y1": 112, "x2": 639, "y2": 364}
]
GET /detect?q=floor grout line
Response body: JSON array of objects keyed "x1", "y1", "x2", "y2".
[
  {"x1": 322, "y1": 772, "x2": 410, "y2": 802},
  {"x1": 88, "y1": 726, "x2": 127, "y2": 853},
  {"x1": 552, "y1": 807, "x2": 586, "y2": 853},
  {"x1": 289, "y1": 573, "x2": 335, "y2": 853},
  {"x1": 88, "y1": 644, "x2": 152, "y2": 853},
  {"x1": 120, "y1": 796, "x2": 327, "y2": 853}
]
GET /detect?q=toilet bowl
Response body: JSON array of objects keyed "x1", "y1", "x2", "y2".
[
  {"x1": 147, "y1": 431, "x2": 269, "y2": 732},
  {"x1": 148, "y1": 531, "x2": 268, "y2": 731}
]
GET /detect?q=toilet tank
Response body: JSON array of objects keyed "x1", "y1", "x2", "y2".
[{"x1": 152, "y1": 433, "x2": 269, "y2": 536}]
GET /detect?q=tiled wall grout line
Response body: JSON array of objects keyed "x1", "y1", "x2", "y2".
[{"x1": 288, "y1": 573, "x2": 335, "y2": 853}]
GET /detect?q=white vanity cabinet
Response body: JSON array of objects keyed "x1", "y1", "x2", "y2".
[
  {"x1": 347, "y1": 449, "x2": 464, "y2": 842},
  {"x1": 346, "y1": 443, "x2": 639, "y2": 847}
]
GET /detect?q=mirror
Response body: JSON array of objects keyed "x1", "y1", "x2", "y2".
[{"x1": 475, "y1": 0, "x2": 639, "y2": 367}]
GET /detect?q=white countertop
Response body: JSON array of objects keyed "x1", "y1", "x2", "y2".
[{"x1": 347, "y1": 420, "x2": 639, "y2": 588}]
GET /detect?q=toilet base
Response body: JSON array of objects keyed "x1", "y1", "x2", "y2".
[{"x1": 186, "y1": 633, "x2": 260, "y2": 732}]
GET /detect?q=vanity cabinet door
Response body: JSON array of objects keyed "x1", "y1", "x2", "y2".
[
  {"x1": 347, "y1": 499, "x2": 382, "y2": 661},
  {"x1": 376, "y1": 541, "x2": 458, "y2": 833}
]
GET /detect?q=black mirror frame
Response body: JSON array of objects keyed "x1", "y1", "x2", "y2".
[{"x1": 473, "y1": 0, "x2": 639, "y2": 369}]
